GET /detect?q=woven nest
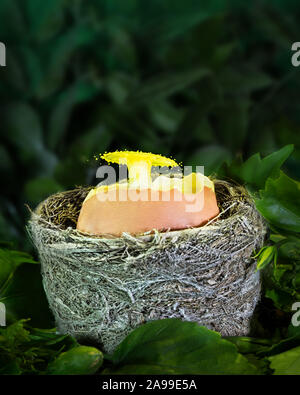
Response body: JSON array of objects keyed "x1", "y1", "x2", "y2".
[{"x1": 27, "y1": 181, "x2": 268, "y2": 354}]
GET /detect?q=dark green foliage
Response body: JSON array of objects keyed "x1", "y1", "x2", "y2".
[
  {"x1": 103, "y1": 319, "x2": 258, "y2": 375},
  {"x1": 0, "y1": 320, "x2": 78, "y2": 374},
  {"x1": 46, "y1": 346, "x2": 103, "y2": 375},
  {"x1": 1, "y1": 0, "x2": 300, "y2": 249},
  {"x1": 219, "y1": 145, "x2": 294, "y2": 189},
  {"x1": 255, "y1": 172, "x2": 300, "y2": 232},
  {"x1": 268, "y1": 346, "x2": 300, "y2": 375},
  {"x1": 0, "y1": 245, "x2": 54, "y2": 328}
]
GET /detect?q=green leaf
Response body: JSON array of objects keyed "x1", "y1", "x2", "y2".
[
  {"x1": 154, "y1": 5, "x2": 225, "y2": 44},
  {"x1": 269, "y1": 346, "x2": 300, "y2": 375},
  {"x1": 25, "y1": 0, "x2": 65, "y2": 41},
  {"x1": 225, "y1": 145, "x2": 294, "y2": 189},
  {"x1": 46, "y1": 346, "x2": 103, "y2": 375},
  {"x1": 24, "y1": 177, "x2": 63, "y2": 207},
  {"x1": 0, "y1": 360, "x2": 22, "y2": 375},
  {"x1": 292, "y1": 274, "x2": 300, "y2": 290},
  {"x1": 48, "y1": 80, "x2": 100, "y2": 150},
  {"x1": 18, "y1": 46, "x2": 44, "y2": 97},
  {"x1": 105, "y1": 319, "x2": 258, "y2": 374},
  {"x1": 129, "y1": 68, "x2": 211, "y2": 103},
  {"x1": 255, "y1": 171, "x2": 300, "y2": 232},
  {"x1": 0, "y1": 48, "x2": 28, "y2": 95},
  {"x1": 270, "y1": 234, "x2": 287, "y2": 243},
  {"x1": 0, "y1": 319, "x2": 31, "y2": 347},
  {"x1": 148, "y1": 99, "x2": 185, "y2": 133},
  {"x1": 171, "y1": 76, "x2": 220, "y2": 151},
  {"x1": 265, "y1": 288, "x2": 294, "y2": 312},
  {"x1": 279, "y1": 237, "x2": 300, "y2": 261},
  {"x1": 106, "y1": 72, "x2": 136, "y2": 105},
  {"x1": 2, "y1": 102, "x2": 57, "y2": 176},
  {"x1": 37, "y1": 26, "x2": 96, "y2": 98},
  {"x1": 105, "y1": 26, "x2": 137, "y2": 72},
  {"x1": 288, "y1": 323, "x2": 300, "y2": 339},
  {"x1": 186, "y1": 145, "x2": 232, "y2": 175},
  {"x1": 211, "y1": 42, "x2": 236, "y2": 69},
  {"x1": 3, "y1": 102, "x2": 44, "y2": 156},
  {"x1": 218, "y1": 69, "x2": 273, "y2": 94},
  {"x1": 69, "y1": 126, "x2": 113, "y2": 161},
  {"x1": 0, "y1": 214, "x2": 21, "y2": 246},
  {"x1": 0, "y1": 248, "x2": 37, "y2": 292},
  {"x1": 260, "y1": 330, "x2": 300, "y2": 358},
  {"x1": 0, "y1": 320, "x2": 78, "y2": 374},
  {"x1": 1, "y1": 262, "x2": 54, "y2": 328},
  {"x1": 54, "y1": 125, "x2": 113, "y2": 188},
  {"x1": 215, "y1": 99, "x2": 250, "y2": 152},
  {"x1": 0, "y1": 0, "x2": 26, "y2": 38},
  {"x1": 225, "y1": 336, "x2": 272, "y2": 354},
  {"x1": 256, "y1": 246, "x2": 277, "y2": 271}
]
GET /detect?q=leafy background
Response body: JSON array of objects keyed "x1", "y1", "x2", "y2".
[{"x1": 0, "y1": 0, "x2": 300, "y2": 375}]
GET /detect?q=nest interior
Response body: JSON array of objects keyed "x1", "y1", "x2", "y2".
[{"x1": 28, "y1": 180, "x2": 268, "y2": 353}]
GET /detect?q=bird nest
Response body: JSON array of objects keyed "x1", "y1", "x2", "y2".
[{"x1": 27, "y1": 180, "x2": 268, "y2": 354}]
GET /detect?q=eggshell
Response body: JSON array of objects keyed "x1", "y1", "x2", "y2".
[{"x1": 77, "y1": 186, "x2": 219, "y2": 236}]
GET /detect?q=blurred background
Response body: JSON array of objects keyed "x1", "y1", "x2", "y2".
[{"x1": 1, "y1": 0, "x2": 300, "y2": 250}]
